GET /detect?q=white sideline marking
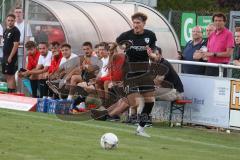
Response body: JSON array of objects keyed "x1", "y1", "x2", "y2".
[{"x1": 0, "y1": 109, "x2": 239, "y2": 151}]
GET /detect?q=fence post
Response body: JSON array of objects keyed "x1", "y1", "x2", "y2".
[{"x1": 219, "y1": 65, "x2": 224, "y2": 77}]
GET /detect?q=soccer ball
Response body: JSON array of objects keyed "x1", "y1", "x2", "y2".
[{"x1": 100, "y1": 133, "x2": 118, "y2": 150}]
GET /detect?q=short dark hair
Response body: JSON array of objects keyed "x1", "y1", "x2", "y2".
[
  {"x1": 108, "y1": 42, "x2": 118, "y2": 53},
  {"x1": 155, "y1": 46, "x2": 162, "y2": 55},
  {"x1": 236, "y1": 27, "x2": 240, "y2": 32},
  {"x1": 15, "y1": 7, "x2": 23, "y2": 10},
  {"x1": 98, "y1": 42, "x2": 109, "y2": 50},
  {"x1": 82, "y1": 41, "x2": 92, "y2": 48},
  {"x1": 51, "y1": 41, "x2": 60, "y2": 47},
  {"x1": 131, "y1": 12, "x2": 148, "y2": 22},
  {"x1": 94, "y1": 44, "x2": 100, "y2": 49},
  {"x1": 38, "y1": 42, "x2": 49, "y2": 47},
  {"x1": 7, "y1": 14, "x2": 16, "y2": 19},
  {"x1": 61, "y1": 43, "x2": 71, "y2": 49},
  {"x1": 25, "y1": 41, "x2": 37, "y2": 49},
  {"x1": 212, "y1": 12, "x2": 227, "y2": 22}
]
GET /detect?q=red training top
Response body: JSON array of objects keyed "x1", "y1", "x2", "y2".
[
  {"x1": 48, "y1": 51, "x2": 63, "y2": 73},
  {"x1": 27, "y1": 49, "x2": 40, "y2": 70}
]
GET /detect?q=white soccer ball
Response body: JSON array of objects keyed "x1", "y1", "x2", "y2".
[{"x1": 100, "y1": 133, "x2": 118, "y2": 150}]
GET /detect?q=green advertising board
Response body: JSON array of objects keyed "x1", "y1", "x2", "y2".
[
  {"x1": 197, "y1": 16, "x2": 212, "y2": 38},
  {"x1": 181, "y1": 13, "x2": 196, "y2": 46}
]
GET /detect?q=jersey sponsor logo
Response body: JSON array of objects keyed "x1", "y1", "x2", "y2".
[
  {"x1": 130, "y1": 46, "x2": 147, "y2": 51},
  {"x1": 144, "y1": 38, "x2": 150, "y2": 44}
]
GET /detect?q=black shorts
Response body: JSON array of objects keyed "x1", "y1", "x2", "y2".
[
  {"x1": 128, "y1": 86, "x2": 155, "y2": 94},
  {"x1": 125, "y1": 72, "x2": 155, "y2": 94},
  {"x1": 2, "y1": 60, "x2": 18, "y2": 75}
]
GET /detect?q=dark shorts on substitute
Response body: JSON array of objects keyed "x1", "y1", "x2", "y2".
[{"x1": 2, "y1": 60, "x2": 18, "y2": 75}]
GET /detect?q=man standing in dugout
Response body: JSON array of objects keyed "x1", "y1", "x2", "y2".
[
  {"x1": 2, "y1": 14, "x2": 20, "y2": 93},
  {"x1": 116, "y1": 12, "x2": 157, "y2": 137}
]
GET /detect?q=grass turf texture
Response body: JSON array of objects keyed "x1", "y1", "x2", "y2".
[{"x1": 0, "y1": 109, "x2": 240, "y2": 160}]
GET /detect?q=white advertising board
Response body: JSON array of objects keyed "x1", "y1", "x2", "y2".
[
  {"x1": 180, "y1": 74, "x2": 230, "y2": 128},
  {"x1": 0, "y1": 94, "x2": 37, "y2": 111}
]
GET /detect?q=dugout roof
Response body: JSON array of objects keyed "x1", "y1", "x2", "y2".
[{"x1": 27, "y1": 0, "x2": 180, "y2": 58}]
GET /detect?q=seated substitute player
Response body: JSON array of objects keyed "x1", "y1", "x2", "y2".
[
  {"x1": 47, "y1": 43, "x2": 79, "y2": 99},
  {"x1": 91, "y1": 47, "x2": 184, "y2": 123},
  {"x1": 48, "y1": 41, "x2": 63, "y2": 98},
  {"x1": 65, "y1": 41, "x2": 101, "y2": 100},
  {"x1": 23, "y1": 42, "x2": 52, "y2": 98},
  {"x1": 48, "y1": 41, "x2": 63, "y2": 76},
  {"x1": 116, "y1": 12, "x2": 157, "y2": 137},
  {"x1": 152, "y1": 47, "x2": 184, "y2": 101},
  {"x1": 18, "y1": 41, "x2": 40, "y2": 97}
]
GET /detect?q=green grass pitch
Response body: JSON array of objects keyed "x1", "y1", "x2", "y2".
[{"x1": 0, "y1": 109, "x2": 240, "y2": 160}]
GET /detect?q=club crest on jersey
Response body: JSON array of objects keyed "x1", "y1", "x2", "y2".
[
  {"x1": 7, "y1": 33, "x2": 11, "y2": 38},
  {"x1": 144, "y1": 38, "x2": 150, "y2": 44}
]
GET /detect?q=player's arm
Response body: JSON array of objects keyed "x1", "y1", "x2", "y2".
[
  {"x1": 65, "y1": 67, "x2": 82, "y2": 80},
  {"x1": 27, "y1": 64, "x2": 49, "y2": 75},
  {"x1": 8, "y1": 42, "x2": 19, "y2": 63},
  {"x1": 8, "y1": 30, "x2": 20, "y2": 63}
]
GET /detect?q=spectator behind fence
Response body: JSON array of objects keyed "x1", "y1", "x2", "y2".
[
  {"x1": 232, "y1": 27, "x2": 240, "y2": 78},
  {"x1": 203, "y1": 12, "x2": 234, "y2": 77},
  {"x1": 205, "y1": 23, "x2": 216, "y2": 40},
  {"x1": 178, "y1": 26, "x2": 207, "y2": 75},
  {"x1": 193, "y1": 24, "x2": 216, "y2": 62}
]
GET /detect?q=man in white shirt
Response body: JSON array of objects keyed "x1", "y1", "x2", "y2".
[
  {"x1": 95, "y1": 42, "x2": 110, "y2": 99},
  {"x1": 0, "y1": 24, "x2": 3, "y2": 40},
  {"x1": 98, "y1": 42, "x2": 109, "y2": 78},
  {"x1": 0, "y1": 23, "x2": 3, "y2": 63},
  {"x1": 14, "y1": 7, "x2": 33, "y2": 70},
  {"x1": 23, "y1": 42, "x2": 52, "y2": 98},
  {"x1": 59, "y1": 44, "x2": 78, "y2": 67},
  {"x1": 14, "y1": 7, "x2": 32, "y2": 44}
]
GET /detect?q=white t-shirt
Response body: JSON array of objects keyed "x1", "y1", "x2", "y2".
[
  {"x1": 59, "y1": 53, "x2": 78, "y2": 66},
  {"x1": 37, "y1": 51, "x2": 52, "y2": 67},
  {"x1": 0, "y1": 24, "x2": 3, "y2": 36},
  {"x1": 99, "y1": 56, "x2": 109, "y2": 77},
  {"x1": 15, "y1": 20, "x2": 32, "y2": 43}
]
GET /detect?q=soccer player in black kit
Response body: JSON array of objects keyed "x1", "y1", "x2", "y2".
[
  {"x1": 2, "y1": 14, "x2": 20, "y2": 93},
  {"x1": 116, "y1": 12, "x2": 157, "y2": 137}
]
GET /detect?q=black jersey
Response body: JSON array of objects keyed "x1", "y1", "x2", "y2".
[
  {"x1": 160, "y1": 58, "x2": 184, "y2": 93},
  {"x1": 116, "y1": 29, "x2": 157, "y2": 62},
  {"x1": 3, "y1": 26, "x2": 20, "y2": 61}
]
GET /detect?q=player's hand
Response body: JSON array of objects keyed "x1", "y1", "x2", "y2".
[
  {"x1": 146, "y1": 45, "x2": 157, "y2": 60},
  {"x1": 22, "y1": 71, "x2": 29, "y2": 77},
  {"x1": 18, "y1": 71, "x2": 23, "y2": 78},
  {"x1": 65, "y1": 75, "x2": 71, "y2": 81},
  {"x1": 176, "y1": 51, "x2": 183, "y2": 60},
  {"x1": 7, "y1": 57, "x2": 12, "y2": 63}
]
